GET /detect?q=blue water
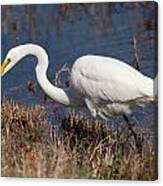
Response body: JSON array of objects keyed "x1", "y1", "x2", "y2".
[{"x1": 1, "y1": 2, "x2": 157, "y2": 126}]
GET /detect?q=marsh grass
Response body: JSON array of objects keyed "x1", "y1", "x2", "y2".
[{"x1": 1, "y1": 100, "x2": 157, "y2": 180}]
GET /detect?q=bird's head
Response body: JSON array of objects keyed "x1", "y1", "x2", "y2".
[{"x1": 1, "y1": 46, "x2": 22, "y2": 76}]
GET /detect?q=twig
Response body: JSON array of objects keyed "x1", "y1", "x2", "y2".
[
  {"x1": 54, "y1": 63, "x2": 70, "y2": 86},
  {"x1": 133, "y1": 35, "x2": 140, "y2": 70}
]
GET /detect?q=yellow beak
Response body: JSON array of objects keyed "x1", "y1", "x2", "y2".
[{"x1": 1, "y1": 60, "x2": 10, "y2": 76}]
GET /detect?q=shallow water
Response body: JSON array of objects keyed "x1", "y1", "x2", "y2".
[{"x1": 1, "y1": 2, "x2": 157, "y2": 126}]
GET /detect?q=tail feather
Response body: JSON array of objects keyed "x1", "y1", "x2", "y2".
[{"x1": 140, "y1": 75, "x2": 157, "y2": 103}]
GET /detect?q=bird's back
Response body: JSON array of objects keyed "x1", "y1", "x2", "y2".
[{"x1": 71, "y1": 55, "x2": 154, "y2": 116}]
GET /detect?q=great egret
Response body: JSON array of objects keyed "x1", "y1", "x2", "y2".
[{"x1": 1, "y1": 44, "x2": 157, "y2": 120}]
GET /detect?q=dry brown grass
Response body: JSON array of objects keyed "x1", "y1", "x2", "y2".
[{"x1": 1, "y1": 100, "x2": 157, "y2": 180}]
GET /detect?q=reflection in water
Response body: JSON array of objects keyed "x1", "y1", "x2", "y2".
[{"x1": 1, "y1": 2, "x2": 157, "y2": 126}]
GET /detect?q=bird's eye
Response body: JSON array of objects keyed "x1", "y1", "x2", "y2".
[{"x1": 7, "y1": 58, "x2": 11, "y2": 63}]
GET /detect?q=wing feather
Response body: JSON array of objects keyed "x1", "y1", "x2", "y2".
[{"x1": 71, "y1": 55, "x2": 153, "y2": 103}]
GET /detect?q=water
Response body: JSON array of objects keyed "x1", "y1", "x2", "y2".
[{"x1": 1, "y1": 2, "x2": 157, "y2": 126}]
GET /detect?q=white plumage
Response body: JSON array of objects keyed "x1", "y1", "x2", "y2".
[
  {"x1": 71, "y1": 55, "x2": 155, "y2": 118},
  {"x1": 1, "y1": 44, "x2": 156, "y2": 119}
]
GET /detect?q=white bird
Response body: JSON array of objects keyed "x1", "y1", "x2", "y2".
[{"x1": 1, "y1": 44, "x2": 157, "y2": 120}]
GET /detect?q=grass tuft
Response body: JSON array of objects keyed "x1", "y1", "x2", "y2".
[{"x1": 1, "y1": 101, "x2": 157, "y2": 180}]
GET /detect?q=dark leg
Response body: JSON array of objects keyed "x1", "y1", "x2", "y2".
[{"x1": 123, "y1": 114, "x2": 142, "y2": 154}]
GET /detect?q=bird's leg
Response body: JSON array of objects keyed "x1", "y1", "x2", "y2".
[
  {"x1": 123, "y1": 114, "x2": 142, "y2": 154},
  {"x1": 91, "y1": 116, "x2": 97, "y2": 127}
]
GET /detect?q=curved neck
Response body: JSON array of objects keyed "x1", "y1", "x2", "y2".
[{"x1": 19, "y1": 44, "x2": 71, "y2": 106}]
